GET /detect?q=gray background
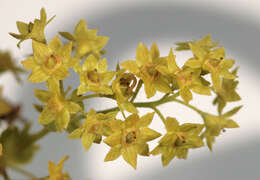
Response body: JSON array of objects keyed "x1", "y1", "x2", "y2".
[{"x1": 0, "y1": 0, "x2": 259, "y2": 179}]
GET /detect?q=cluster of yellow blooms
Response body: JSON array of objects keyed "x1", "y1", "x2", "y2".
[{"x1": 0, "y1": 7, "x2": 241, "y2": 179}]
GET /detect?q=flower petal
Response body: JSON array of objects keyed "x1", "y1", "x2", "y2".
[
  {"x1": 81, "y1": 132, "x2": 96, "y2": 151},
  {"x1": 32, "y1": 40, "x2": 51, "y2": 63},
  {"x1": 103, "y1": 132, "x2": 121, "y2": 147},
  {"x1": 34, "y1": 89, "x2": 51, "y2": 103},
  {"x1": 28, "y1": 67, "x2": 49, "y2": 83},
  {"x1": 104, "y1": 145, "x2": 121, "y2": 162},
  {"x1": 137, "y1": 143, "x2": 149, "y2": 156},
  {"x1": 138, "y1": 112, "x2": 154, "y2": 127},
  {"x1": 22, "y1": 57, "x2": 37, "y2": 70},
  {"x1": 122, "y1": 145, "x2": 138, "y2": 169},
  {"x1": 139, "y1": 127, "x2": 161, "y2": 142}
]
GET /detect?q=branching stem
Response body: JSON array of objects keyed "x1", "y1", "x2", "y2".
[{"x1": 97, "y1": 91, "x2": 205, "y2": 119}]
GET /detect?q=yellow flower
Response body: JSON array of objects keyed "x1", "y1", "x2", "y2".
[
  {"x1": 175, "y1": 34, "x2": 218, "y2": 52},
  {"x1": 76, "y1": 55, "x2": 115, "y2": 95},
  {"x1": 201, "y1": 107, "x2": 241, "y2": 151},
  {"x1": 177, "y1": 35, "x2": 237, "y2": 92},
  {"x1": 151, "y1": 117, "x2": 204, "y2": 167},
  {"x1": 69, "y1": 109, "x2": 118, "y2": 151},
  {"x1": 9, "y1": 8, "x2": 55, "y2": 48},
  {"x1": 35, "y1": 81, "x2": 81, "y2": 132},
  {"x1": 22, "y1": 36, "x2": 80, "y2": 83},
  {"x1": 112, "y1": 69, "x2": 138, "y2": 113},
  {"x1": 160, "y1": 49, "x2": 211, "y2": 104},
  {"x1": 103, "y1": 113, "x2": 161, "y2": 169},
  {"x1": 202, "y1": 56, "x2": 237, "y2": 92},
  {"x1": 213, "y1": 68, "x2": 241, "y2": 114},
  {"x1": 175, "y1": 67, "x2": 211, "y2": 104},
  {"x1": 121, "y1": 42, "x2": 172, "y2": 98},
  {"x1": 59, "y1": 19, "x2": 109, "y2": 58},
  {"x1": 48, "y1": 156, "x2": 71, "y2": 180}
]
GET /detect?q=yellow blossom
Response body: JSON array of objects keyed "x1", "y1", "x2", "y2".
[
  {"x1": 112, "y1": 69, "x2": 138, "y2": 113},
  {"x1": 76, "y1": 55, "x2": 115, "y2": 95},
  {"x1": 121, "y1": 43, "x2": 171, "y2": 98},
  {"x1": 69, "y1": 109, "x2": 118, "y2": 151},
  {"x1": 47, "y1": 156, "x2": 71, "y2": 180},
  {"x1": 151, "y1": 117, "x2": 204, "y2": 166},
  {"x1": 35, "y1": 81, "x2": 81, "y2": 132},
  {"x1": 22, "y1": 36, "x2": 80, "y2": 83},
  {"x1": 9, "y1": 8, "x2": 55, "y2": 48},
  {"x1": 104, "y1": 113, "x2": 161, "y2": 169},
  {"x1": 59, "y1": 19, "x2": 109, "y2": 58}
]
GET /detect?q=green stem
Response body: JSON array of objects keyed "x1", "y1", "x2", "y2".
[
  {"x1": 171, "y1": 99, "x2": 204, "y2": 115},
  {"x1": 7, "y1": 163, "x2": 37, "y2": 179},
  {"x1": 130, "y1": 80, "x2": 143, "y2": 103},
  {"x1": 151, "y1": 107, "x2": 166, "y2": 124},
  {"x1": 96, "y1": 92, "x2": 204, "y2": 117},
  {"x1": 59, "y1": 80, "x2": 64, "y2": 95},
  {"x1": 97, "y1": 107, "x2": 119, "y2": 114},
  {"x1": 76, "y1": 94, "x2": 114, "y2": 102}
]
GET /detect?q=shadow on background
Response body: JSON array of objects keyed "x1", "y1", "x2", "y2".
[{"x1": 19, "y1": 4, "x2": 260, "y2": 179}]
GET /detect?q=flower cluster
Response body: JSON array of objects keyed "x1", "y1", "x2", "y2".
[{"x1": 1, "y1": 8, "x2": 242, "y2": 179}]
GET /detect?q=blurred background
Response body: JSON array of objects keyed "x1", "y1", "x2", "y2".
[{"x1": 1, "y1": 0, "x2": 260, "y2": 179}]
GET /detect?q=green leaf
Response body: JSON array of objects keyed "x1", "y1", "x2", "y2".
[{"x1": 0, "y1": 125, "x2": 40, "y2": 165}]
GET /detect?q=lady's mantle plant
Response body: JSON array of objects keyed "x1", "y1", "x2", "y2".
[{"x1": 0, "y1": 8, "x2": 241, "y2": 179}]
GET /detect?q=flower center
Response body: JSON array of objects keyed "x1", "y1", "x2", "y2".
[
  {"x1": 89, "y1": 123, "x2": 102, "y2": 134},
  {"x1": 176, "y1": 71, "x2": 193, "y2": 87},
  {"x1": 119, "y1": 74, "x2": 137, "y2": 96},
  {"x1": 87, "y1": 69, "x2": 101, "y2": 83},
  {"x1": 42, "y1": 54, "x2": 62, "y2": 73},
  {"x1": 125, "y1": 131, "x2": 137, "y2": 144},
  {"x1": 143, "y1": 63, "x2": 160, "y2": 80},
  {"x1": 205, "y1": 59, "x2": 220, "y2": 72},
  {"x1": 174, "y1": 133, "x2": 187, "y2": 146},
  {"x1": 48, "y1": 96, "x2": 64, "y2": 115}
]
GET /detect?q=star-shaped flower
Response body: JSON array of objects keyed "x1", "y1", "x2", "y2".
[
  {"x1": 151, "y1": 117, "x2": 204, "y2": 167},
  {"x1": 121, "y1": 42, "x2": 172, "y2": 98},
  {"x1": 9, "y1": 8, "x2": 55, "y2": 48},
  {"x1": 76, "y1": 55, "x2": 115, "y2": 95},
  {"x1": 201, "y1": 107, "x2": 241, "y2": 151},
  {"x1": 22, "y1": 36, "x2": 80, "y2": 83},
  {"x1": 159, "y1": 49, "x2": 211, "y2": 103},
  {"x1": 59, "y1": 19, "x2": 109, "y2": 58},
  {"x1": 47, "y1": 156, "x2": 71, "y2": 180},
  {"x1": 202, "y1": 57, "x2": 237, "y2": 92},
  {"x1": 213, "y1": 68, "x2": 241, "y2": 114},
  {"x1": 112, "y1": 69, "x2": 138, "y2": 113},
  {"x1": 35, "y1": 81, "x2": 81, "y2": 132},
  {"x1": 177, "y1": 36, "x2": 237, "y2": 92},
  {"x1": 103, "y1": 113, "x2": 161, "y2": 169},
  {"x1": 69, "y1": 109, "x2": 118, "y2": 151}
]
